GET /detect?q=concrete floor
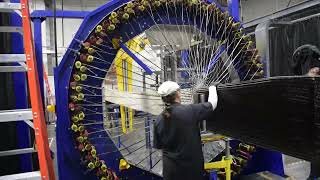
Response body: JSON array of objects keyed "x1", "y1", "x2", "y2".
[
  {"x1": 0, "y1": 124, "x2": 58, "y2": 180},
  {"x1": 283, "y1": 155, "x2": 311, "y2": 180},
  {"x1": 47, "y1": 123, "x2": 312, "y2": 180}
]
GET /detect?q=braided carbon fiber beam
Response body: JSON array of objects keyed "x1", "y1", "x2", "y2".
[{"x1": 202, "y1": 76, "x2": 320, "y2": 162}]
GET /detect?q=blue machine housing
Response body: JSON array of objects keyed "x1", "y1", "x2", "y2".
[
  {"x1": 55, "y1": 1, "x2": 130, "y2": 179},
  {"x1": 55, "y1": 0, "x2": 284, "y2": 179},
  {"x1": 55, "y1": 0, "x2": 182, "y2": 178}
]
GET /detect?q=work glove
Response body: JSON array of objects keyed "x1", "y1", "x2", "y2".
[
  {"x1": 208, "y1": 85, "x2": 218, "y2": 111},
  {"x1": 307, "y1": 67, "x2": 320, "y2": 77}
]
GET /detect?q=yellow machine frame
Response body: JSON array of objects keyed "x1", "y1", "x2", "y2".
[
  {"x1": 203, "y1": 135, "x2": 232, "y2": 180},
  {"x1": 114, "y1": 36, "x2": 149, "y2": 133}
]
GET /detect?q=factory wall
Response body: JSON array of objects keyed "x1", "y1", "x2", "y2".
[
  {"x1": 31, "y1": 0, "x2": 111, "y2": 96},
  {"x1": 46, "y1": 0, "x2": 109, "y2": 51},
  {"x1": 240, "y1": 0, "x2": 305, "y2": 22}
]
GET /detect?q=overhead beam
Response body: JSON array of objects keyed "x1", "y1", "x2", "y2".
[
  {"x1": 243, "y1": 0, "x2": 320, "y2": 29},
  {"x1": 31, "y1": 10, "x2": 90, "y2": 19}
]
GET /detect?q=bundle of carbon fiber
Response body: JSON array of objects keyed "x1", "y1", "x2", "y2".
[{"x1": 205, "y1": 76, "x2": 320, "y2": 161}]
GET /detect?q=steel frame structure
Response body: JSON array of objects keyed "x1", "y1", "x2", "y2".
[
  {"x1": 31, "y1": 9, "x2": 91, "y2": 103},
  {"x1": 0, "y1": 0, "x2": 55, "y2": 179}
]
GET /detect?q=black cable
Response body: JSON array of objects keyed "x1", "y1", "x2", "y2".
[
  {"x1": 62, "y1": 0, "x2": 65, "y2": 48},
  {"x1": 53, "y1": 0, "x2": 58, "y2": 66},
  {"x1": 286, "y1": 0, "x2": 292, "y2": 7}
]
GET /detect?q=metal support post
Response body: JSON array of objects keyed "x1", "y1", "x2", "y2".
[
  {"x1": 228, "y1": 0, "x2": 240, "y2": 22},
  {"x1": 122, "y1": 60, "x2": 129, "y2": 130},
  {"x1": 145, "y1": 117, "x2": 151, "y2": 149},
  {"x1": 160, "y1": 47, "x2": 166, "y2": 82},
  {"x1": 32, "y1": 17, "x2": 45, "y2": 103},
  {"x1": 225, "y1": 139, "x2": 231, "y2": 180},
  {"x1": 255, "y1": 21, "x2": 272, "y2": 77},
  {"x1": 145, "y1": 116, "x2": 152, "y2": 169},
  {"x1": 142, "y1": 72, "x2": 146, "y2": 93},
  {"x1": 255, "y1": 20, "x2": 289, "y2": 77},
  {"x1": 155, "y1": 74, "x2": 159, "y2": 89},
  {"x1": 200, "y1": 94, "x2": 207, "y2": 132},
  {"x1": 115, "y1": 107, "x2": 121, "y2": 148},
  {"x1": 180, "y1": 50, "x2": 189, "y2": 79},
  {"x1": 171, "y1": 53, "x2": 178, "y2": 81},
  {"x1": 225, "y1": 139, "x2": 230, "y2": 158}
]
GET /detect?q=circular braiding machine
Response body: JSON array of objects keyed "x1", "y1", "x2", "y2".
[{"x1": 55, "y1": 0, "x2": 264, "y2": 179}]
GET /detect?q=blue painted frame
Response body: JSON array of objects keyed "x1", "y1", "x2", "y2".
[
  {"x1": 54, "y1": 0, "x2": 284, "y2": 179},
  {"x1": 31, "y1": 10, "x2": 90, "y2": 19},
  {"x1": 55, "y1": 1, "x2": 134, "y2": 179},
  {"x1": 31, "y1": 10, "x2": 92, "y2": 100},
  {"x1": 54, "y1": 0, "x2": 242, "y2": 179},
  {"x1": 228, "y1": 0, "x2": 240, "y2": 22},
  {"x1": 32, "y1": 18, "x2": 45, "y2": 103},
  {"x1": 120, "y1": 43, "x2": 153, "y2": 75}
]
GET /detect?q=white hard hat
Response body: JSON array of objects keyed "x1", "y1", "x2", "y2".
[{"x1": 157, "y1": 81, "x2": 180, "y2": 97}]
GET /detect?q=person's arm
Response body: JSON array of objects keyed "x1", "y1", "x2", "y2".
[
  {"x1": 190, "y1": 85, "x2": 218, "y2": 123},
  {"x1": 190, "y1": 102, "x2": 214, "y2": 123},
  {"x1": 208, "y1": 85, "x2": 218, "y2": 110}
]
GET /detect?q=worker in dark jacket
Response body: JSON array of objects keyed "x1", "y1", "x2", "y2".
[{"x1": 153, "y1": 81, "x2": 218, "y2": 180}]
